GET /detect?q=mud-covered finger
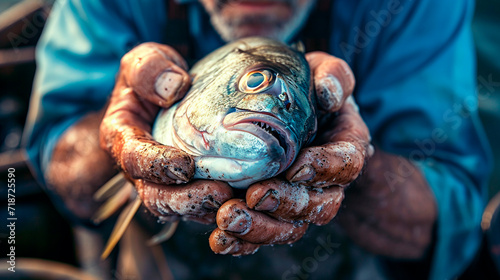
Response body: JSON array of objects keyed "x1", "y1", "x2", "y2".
[
  {"x1": 286, "y1": 96, "x2": 372, "y2": 187},
  {"x1": 216, "y1": 199, "x2": 308, "y2": 244},
  {"x1": 246, "y1": 179, "x2": 344, "y2": 225},
  {"x1": 286, "y1": 142, "x2": 365, "y2": 187},
  {"x1": 121, "y1": 42, "x2": 191, "y2": 108},
  {"x1": 100, "y1": 85, "x2": 195, "y2": 185},
  {"x1": 306, "y1": 51, "x2": 355, "y2": 113},
  {"x1": 118, "y1": 131, "x2": 194, "y2": 184},
  {"x1": 209, "y1": 228, "x2": 261, "y2": 256},
  {"x1": 135, "y1": 180, "x2": 233, "y2": 224}
]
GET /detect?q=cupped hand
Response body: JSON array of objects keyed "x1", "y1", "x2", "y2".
[
  {"x1": 100, "y1": 42, "x2": 232, "y2": 223},
  {"x1": 209, "y1": 52, "x2": 373, "y2": 254}
]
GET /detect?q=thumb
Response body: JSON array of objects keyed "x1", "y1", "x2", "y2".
[{"x1": 123, "y1": 42, "x2": 191, "y2": 108}]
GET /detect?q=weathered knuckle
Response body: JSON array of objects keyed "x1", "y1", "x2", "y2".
[
  {"x1": 130, "y1": 42, "x2": 163, "y2": 57},
  {"x1": 305, "y1": 51, "x2": 324, "y2": 63},
  {"x1": 319, "y1": 58, "x2": 354, "y2": 93},
  {"x1": 121, "y1": 44, "x2": 148, "y2": 65},
  {"x1": 121, "y1": 43, "x2": 172, "y2": 75},
  {"x1": 120, "y1": 50, "x2": 135, "y2": 67},
  {"x1": 322, "y1": 56, "x2": 342, "y2": 68}
]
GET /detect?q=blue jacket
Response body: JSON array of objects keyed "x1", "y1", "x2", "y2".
[{"x1": 24, "y1": 0, "x2": 492, "y2": 279}]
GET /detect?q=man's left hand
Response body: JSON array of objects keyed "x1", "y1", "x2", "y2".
[{"x1": 209, "y1": 52, "x2": 373, "y2": 255}]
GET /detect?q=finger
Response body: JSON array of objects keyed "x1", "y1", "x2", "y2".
[
  {"x1": 246, "y1": 179, "x2": 344, "y2": 225},
  {"x1": 209, "y1": 228, "x2": 261, "y2": 256},
  {"x1": 216, "y1": 199, "x2": 308, "y2": 244},
  {"x1": 306, "y1": 51, "x2": 355, "y2": 113},
  {"x1": 100, "y1": 85, "x2": 194, "y2": 185},
  {"x1": 286, "y1": 96, "x2": 373, "y2": 187},
  {"x1": 121, "y1": 42, "x2": 191, "y2": 108},
  {"x1": 135, "y1": 180, "x2": 233, "y2": 224}
]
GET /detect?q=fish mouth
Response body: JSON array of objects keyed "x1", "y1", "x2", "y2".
[
  {"x1": 250, "y1": 120, "x2": 289, "y2": 156},
  {"x1": 223, "y1": 110, "x2": 297, "y2": 174}
]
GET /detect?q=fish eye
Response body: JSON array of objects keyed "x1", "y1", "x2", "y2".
[
  {"x1": 247, "y1": 72, "x2": 265, "y2": 89},
  {"x1": 239, "y1": 69, "x2": 275, "y2": 93}
]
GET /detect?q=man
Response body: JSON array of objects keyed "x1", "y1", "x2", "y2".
[{"x1": 24, "y1": 0, "x2": 491, "y2": 279}]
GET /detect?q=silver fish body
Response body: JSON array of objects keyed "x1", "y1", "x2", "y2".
[{"x1": 153, "y1": 37, "x2": 317, "y2": 188}]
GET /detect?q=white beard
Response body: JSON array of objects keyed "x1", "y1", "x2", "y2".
[{"x1": 208, "y1": 0, "x2": 317, "y2": 43}]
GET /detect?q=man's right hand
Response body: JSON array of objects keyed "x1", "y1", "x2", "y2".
[{"x1": 100, "y1": 43, "x2": 232, "y2": 224}]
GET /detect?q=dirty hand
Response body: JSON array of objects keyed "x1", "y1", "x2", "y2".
[
  {"x1": 209, "y1": 52, "x2": 373, "y2": 254},
  {"x1": 100, "y1": 43, "x2": 232, "y2": 224}
]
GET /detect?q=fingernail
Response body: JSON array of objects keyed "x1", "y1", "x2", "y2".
[
  {"x1": 219, "y1": 239, "x2": 241, "y2": 255},
  {"x1": 289, "y1": 166, "x2": 315, "y2": 182},
  {"x1": 202, "y1": 196, "x2": 221, "y2": 211},
  {"x1": 254, "y1": 189, "x2": 279, "y2": 212},
  {"x1": 211, "y1": 229, "x2": 241, "y2": 255},
  {"x1": 219, "y1": 242, "x2": 241, "y2": 255},
  {"x1": 318, "y1": 75, "x2": 343, "y2": 112},
  {"x1": 219, "y1": 208, "x2": 251, "y2": 234},
  {"x1": 166, "y1": 165, "x2": 189, "y2": 183},
  {"x1": 155, "y1": 70, "x2": 184, "y2": 100}
]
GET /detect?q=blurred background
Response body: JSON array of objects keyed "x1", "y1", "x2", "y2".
[
  {"x1": 0, "y1": 0, "x2": 80, "y2": 278},
  {"x1": 0, "y1": 0, "x2": 498, "y2": 279}
]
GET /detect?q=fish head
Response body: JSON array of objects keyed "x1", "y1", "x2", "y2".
[{"x1": 153, "y1": 37, "x2": 317, "y2": 188}]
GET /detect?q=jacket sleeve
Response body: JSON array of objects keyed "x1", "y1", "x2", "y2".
[
  {"x1": 331, "y1": 0, "x2": 492, "y2": 278},
  {"x1": 23, "y1": 0, "x2": 167, "y2": 184}
]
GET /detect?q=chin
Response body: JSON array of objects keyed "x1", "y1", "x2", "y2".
[
  {"x1": 213, "y1": 20, "x2": 291, "y2": 42},
  {"x1": 207, "y1": 0, "x2": 316, "y2": 43}
]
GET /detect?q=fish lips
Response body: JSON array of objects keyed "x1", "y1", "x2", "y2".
[{"x1": 223, "y1": 111, "x2": 298, "y2": 174}]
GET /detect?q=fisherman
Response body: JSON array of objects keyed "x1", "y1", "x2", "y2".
[{"x1": 24, "y1": 0, "x2": 491, "y2": 279}]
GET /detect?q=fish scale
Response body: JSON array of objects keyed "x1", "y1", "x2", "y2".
[{"x1": 152, "y1": 37, "x2": 317, "y2": 189}]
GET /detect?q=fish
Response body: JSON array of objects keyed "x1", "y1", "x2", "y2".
[
  {"x1": 95, "y1": 37, "x2": 317, "y2": 258},
  {"x1": 152, "y1": 37, "x2": 317, "y2": 188}
]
